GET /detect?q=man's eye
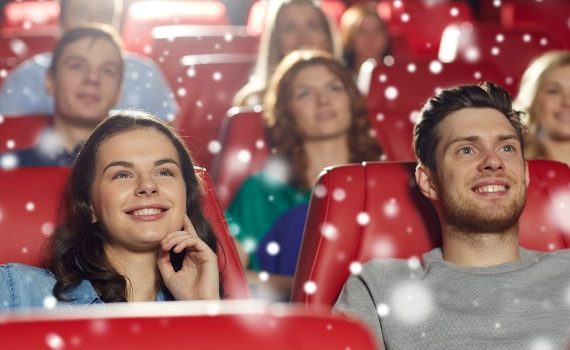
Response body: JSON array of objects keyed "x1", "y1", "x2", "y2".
[
  {"x1": 502, "y1": 145, "x2": 515, "y2": 152},
  {"x1": 458, "y1": 147, "x2": 472, "y2": 155}
]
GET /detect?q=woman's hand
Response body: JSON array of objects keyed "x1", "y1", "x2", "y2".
[{"x1": 157, "y1": 215, "x2": 220, "y2": 300}]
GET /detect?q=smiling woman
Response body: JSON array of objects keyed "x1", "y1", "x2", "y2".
[{"x1": 0, "y1": 112, "x2": 222, "y2": 310}]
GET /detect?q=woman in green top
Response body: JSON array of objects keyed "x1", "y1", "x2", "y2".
[{"x1": 226, "y1": 50, "x2": 383, "y2": 300}]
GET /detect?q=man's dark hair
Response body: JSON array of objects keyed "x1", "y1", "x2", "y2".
[
  {"x1": 413, "y1": 82, "x2": 525, "y2": 170},
  {"x1": 49, "y1": 23, "x2": 124, "y2": 76}
]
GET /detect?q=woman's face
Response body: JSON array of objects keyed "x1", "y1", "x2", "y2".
[
  {"x1": 533, "y1": 64, "x2": 570, "y2": 140},
  {"x1": 90, "y1": 128, "x2": 187, "y2": 252},
  {"x1": 276, "y1": 3, "x2": 330, "y2": 58},
  {"x1": 353, "y1": 15, "x2": 388, "y2": 64},
  {"x1": 287, "y1": 64, "x2": 352, "y2": 140}
]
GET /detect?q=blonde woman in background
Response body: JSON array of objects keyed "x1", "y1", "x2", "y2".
[
  {"x1": 514, "y1": 50, "x2": 570, "y2": 165},
  {"x1": 233, "y1": 0, "x2": 342, "y2": 106}
]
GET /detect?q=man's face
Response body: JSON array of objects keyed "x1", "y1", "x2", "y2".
[
  {"x1": 46, "y1": 36, "x2": 122, "y2": 127},
  {"x1": 417, "y1": 108, "x2": 529, "y2": 233}
]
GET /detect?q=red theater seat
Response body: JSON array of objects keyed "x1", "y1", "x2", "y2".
[
  {"x1": 150, "y1": 25, "x2": 258, "y2": 87},
  {"x1": 501, "y1": 0, "x2": 570, "y2": 49},
  {"x1": 367, "y1": 57, "x2": 506, "y2": 119},
  {"x1": 1, "y1": 302, "x2": 377, "y2": 349},
  {"x1": 0, "y1": 115, "x2": 51, "y2": 153},
  {"x1": 368, "y1": 110, "x2": 415, "y2": 161},
  {"x1": 438, "y1": 22, "x2": 563, "y2": 91},
  {"x1": 1, "y1": 1, "x2": 59, "y2": 36},
  {"x1": 211, "y1": 107, "x2": 269, "y2": 209},
  {"x1": 173, "y1": 54, "x2": 256, "y2": 170},
  {"x1": 123, "y1": 0, "x2": 230, "y2": 54},
  {"x1": 291, "y1": 160, "x2": 570, "y2": 306},
  {"x1": 0, "y1": 167, "x2": 250, "y2": 299},
  {"x1": 378, "y1": 0, "x2": 474, "y2": 56}
]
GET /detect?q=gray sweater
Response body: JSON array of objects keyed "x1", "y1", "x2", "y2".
[{"x1": 334, "y1": 248, "x2": 570, "y2": 350}]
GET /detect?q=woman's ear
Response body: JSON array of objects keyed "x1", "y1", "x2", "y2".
[
  {"x1": 90, "y1": 205, "x2": 98, "y2": 224},
  {"x1": 415, "y1": 164, "x2": 439, "y2": 201}
]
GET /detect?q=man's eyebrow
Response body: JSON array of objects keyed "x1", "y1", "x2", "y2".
[{"x1": 497, "y1": 134, "x2": 519, "y2": 142}]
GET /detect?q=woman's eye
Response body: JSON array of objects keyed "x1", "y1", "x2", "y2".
[
  {"x1": 329, "y1": 83, "x2": 345, "y2": 92},
  {"x1": 295, "y1": 90, "x2": 311, "y2": 99},
  {"x1": 112, "y1": 172, "x2": 130, "y2": 179},
  {"x1": 157, "y1": 169, "x2": 173, "y2": 176}
]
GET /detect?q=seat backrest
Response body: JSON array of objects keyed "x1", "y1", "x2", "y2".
[
  {"x1": 379, "y1": 0, "x2": 474, "y2": 56},
  {"x1": 291, "y1": 160, "x2": 570, "y2": 306},
  {"x1": 173, "y1": 54, "x2": 256, "y2": 170},
  {"x1": 0, "y1": 166, "x2": 250, "y2": 299},
  {"x1": 150, "y1": 25, "x2": 258, "y2": 87},
  {"x1": 501, "y1": 0, "x2": 570, "y2": 49},
  {"x1": 0, "y1": 301, "x2": 377, "y2": 350},
  {"x1": 211, "y1": 107, "x2": 269, "y2": 209},
  {"x1": 0, "y1": 115, "x2": 51, "y2": 153},
  {"x1": 438, "y1": 22, "x2": 563, "y2": 93},
  {"x1": 1, "y1": 1, "x2": 59, "y2": 35},
  {"x1": 122, "y1": 0, "x2": 230, "y2": 54}
]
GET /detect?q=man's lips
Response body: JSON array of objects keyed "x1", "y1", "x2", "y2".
[
  {"x1": 471, "y1": 180, "x2": 510, "y2": 194},
  {"x1": 76, "y1": 92, "x2": 101, "y2": 103}
]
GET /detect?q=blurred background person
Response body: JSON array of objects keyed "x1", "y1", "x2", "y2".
[
  {"x1": 226, "y1": 50, "x2": 383, "y2": 300},
  {"x1": 0, "y1": 25, "x2": 123, "y2": 167},
  {"x1": 340, "y1": 1, "x2": 390, "y2": 77},
  {"x1": 514, "y1": 50, "x2": 570, "y2": 166},
  {"x1": 0, "y1": 0, "x2": 178, "y2": 121},
  {"x1": 233, "y1": 0, "x2": 342, "y2": 107}
]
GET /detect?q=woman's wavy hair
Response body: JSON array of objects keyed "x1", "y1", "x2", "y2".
[
  {"x1": 513, "y1": 50, "x2": 570, "y2": 159},
  {"x1": 48, "y1": 111, "x2": 223, "y2": 302},
  {"x1": 233, "y1": 0, "x2": 342, "y2": 106},
  {"x1": 340, "y1": 1, "x2": 390, "y2": 72},
  {"x1": 263, "y1": 49, "x2": 382, "y2": 189}
]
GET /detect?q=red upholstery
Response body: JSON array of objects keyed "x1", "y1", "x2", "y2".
[
  {"x1": 150, "y1": 25, "x2": 258, "y2": 87},
  {"x1": 291, "y1": 160, "x2": 570, "y2": 306},
  {"x1": 501, "y1": 0, "x2": 570, "y2": 49},
  {"x1": 0, "y1": 302, "x2": 377, "y2": 349},
  {"x1": 173, "y1": 54, "x2": 256, "y2": 170},
  {"x1": 2, "y1": 1, "x2": 59, "y2": 35},
  {"x1": 378, "y1": 0, "x2": 474, "y2": 56},
  {"x1": 123, "y1": 0, "x2": 230, "y2": 54},
  {"x1": 0, "y1": 167, "x2": 250, "y2": 299},
  {"x1": 0, "y1": 33, "x2": 57, "y2": 72},
  {"x1": 438, "y1": 22, "x2": 563, "y2": 93},
  {"x1": 368, "y1": 110, "x2": 415, "y2": 161},
  {"x1": 0, "y1": 115, "x2": 51, "y2": 153},
  {"x1": 211, "y1": 107, "x2": 269, "y2": 209}
]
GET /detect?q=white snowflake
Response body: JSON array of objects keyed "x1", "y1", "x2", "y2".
[{"x1": 390, "y1": 280, "x2": 433, "y2": 324}]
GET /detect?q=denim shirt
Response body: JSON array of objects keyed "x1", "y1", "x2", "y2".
[{"x1": 0, "y1": 264, "x2": 170, "y2": 312}]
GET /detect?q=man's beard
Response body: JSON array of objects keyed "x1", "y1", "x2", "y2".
[{"x1": 440, "y1": 185, "x2": 527, "y2": 234}]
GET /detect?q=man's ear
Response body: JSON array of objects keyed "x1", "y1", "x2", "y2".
[
  {"x1": 415, "y1": 164, "x2": 439, "y2": 201},
  {"x1": 45, "y1": 70, "x2": 55, "y2": 97}
]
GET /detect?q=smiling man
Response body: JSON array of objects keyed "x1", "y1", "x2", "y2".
[
  {"x1": 1, "y1": 24, "x2": 123, "y2": 167},
  {"x1": 334, "y1": 82, "x2": 570, "y2": 349}
]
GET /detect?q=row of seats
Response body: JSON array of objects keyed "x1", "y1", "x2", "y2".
[
  {"x1": 0, "y1": 301, "x2": 377, "y2": 349},
  {"x1": 2, "y1": 160, "x2": 569, "y2": 308}
]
